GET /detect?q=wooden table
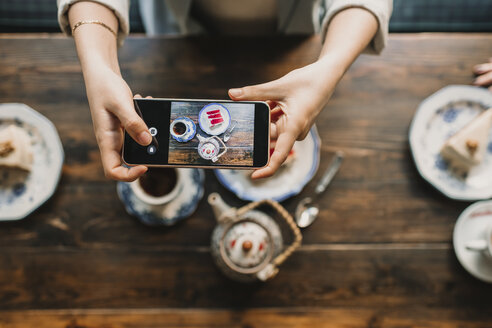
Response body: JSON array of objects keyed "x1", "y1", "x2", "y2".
[{"x1": 0, "y1": 34, "x2": 491, "y2": 327}]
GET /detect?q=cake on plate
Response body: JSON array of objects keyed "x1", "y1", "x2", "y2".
[
  {"x1": 440, "y1": 108, "x2": 492, "y2": 173},
  {"x1": 0, "y1": 125, "x2": 33, "y2": 171}
]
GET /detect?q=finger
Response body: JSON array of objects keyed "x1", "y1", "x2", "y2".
[
  {"x1": 270, "y1": 123, "x2": 278, "y2": 140},
  {"x1": 134, "y1": 94, "x2": 153, "y2": 99},
  {"x1": 100, "y1": 143, "x2": 147, "y2": 181},
  {"x1": 297, "y1": 128, "x2": 310, "y2": 141},
  {"x1": 229, "y1": 80, "x2": 282, "y2": 101},
  {"x1": 473, "y1": 71, "x2": 492, "y2": 86},
  {"x1": 113, "y1": 102, "x2": 152, "y2": 146},
  {"x1": 270, "y1": 106, "x2": 284, "y2": 122},
  {"x1": 473, "y1": 63, "x2": 492, "y2": 75},
  {"x1": 266, "y1": 100, "x2": 277, "y2": 110},
  {"x1": 109, "y1": 165, "x2": 148, "y2": 182},
  {"x1": 251, "y1": 132, "x2": 296, "y2": 179}
]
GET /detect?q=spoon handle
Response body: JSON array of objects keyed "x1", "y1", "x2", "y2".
[
  {"x1": 315, "y1": 151, "x2": 344, "y2": 194},
  {"x1": 223, "y1": 120, "x2": 237, "y2": 142}
]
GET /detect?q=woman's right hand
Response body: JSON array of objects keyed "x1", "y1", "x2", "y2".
[
  {"x1": 84, "y1": 64, "x2": 151, "y2": 181},
  {"x1": 473, "y1": 57, "x2": 492, "y2": 91}
]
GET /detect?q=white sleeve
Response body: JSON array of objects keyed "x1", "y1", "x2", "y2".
[
  {"x1": 57, "y1": 0, "x2": 130, "y2": 45},
  {"x1": 313, "y1": 0, "x2": 393, "y2": 54}
]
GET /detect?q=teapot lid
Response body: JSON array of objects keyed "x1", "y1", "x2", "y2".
[
  {"x1": 198, "y1": 141, "x2": 218, "y2": 160},
  {"x1": 221, "y1": 220, "x2": 273, "y2": 271}
]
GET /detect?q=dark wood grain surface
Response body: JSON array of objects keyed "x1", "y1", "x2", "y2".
[{"x1": 0, "y1": 34, "x2": 492, "y2": 327}]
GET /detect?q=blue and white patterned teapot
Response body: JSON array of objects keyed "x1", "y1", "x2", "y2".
[
  {"x1": 208, "y1": 193, "x2": 302, "y2": 282},
  {"x1": 197, "y1": 134, "x2": 227, "y2": 162}
]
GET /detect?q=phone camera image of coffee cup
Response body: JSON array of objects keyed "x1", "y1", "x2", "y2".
[
  {"x1": 170, "y1": 117, "x2": 196, "y2": 143},
  {"x1": 173, "y1": 123, "x2": 186, "y2": 135}
]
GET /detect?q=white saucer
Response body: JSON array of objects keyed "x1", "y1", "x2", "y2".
[
  {"x1": 117, "y1": 168, "x2": 205, "y2": 226},
  {"x1": 170, "y1": 117, "x2": 196, "y2": 142},
  {"x1": 0, "y1": 103, "x2": 64, "y2": 221},
  {"x1": 409, "y1": 85, "x2": 492, "y2": 201},
  {"x1": 215, "y1": 126, "x2": 320, "y2": 201},
  {"x1": 454, "y1": 200, "x2": 492, "y2": 283}
]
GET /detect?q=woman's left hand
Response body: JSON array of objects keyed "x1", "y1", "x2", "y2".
[{"x1": 229, "y1": 60, "x2": 342, "y2": 179}]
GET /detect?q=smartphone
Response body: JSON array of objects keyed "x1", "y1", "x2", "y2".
[{"x1": 122, "y1": 98, "x2": 270, "y2": 169}]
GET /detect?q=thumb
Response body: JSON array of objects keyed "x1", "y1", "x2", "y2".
[
  {"x1": 229, "y1": 80, "x2": 282, "y2": 101},
  {"x1": 114, "y1": 101, "x2": 151, "y2": 146}
]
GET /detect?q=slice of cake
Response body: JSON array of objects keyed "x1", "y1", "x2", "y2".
[
  {"x1": 0, "y1": 125, "x2": 33, "y2": 171},
  {"x1": 440, "y1": 108, "x2": 492, "y2": 173}
]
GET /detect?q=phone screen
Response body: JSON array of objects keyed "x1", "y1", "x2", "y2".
[{"x1": 123, "y1": 98, "x2": 270, "y2": 168}]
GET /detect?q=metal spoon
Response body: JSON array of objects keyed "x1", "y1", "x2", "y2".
[
  {"x1": 223, "y1": 120, "x2": 237, "y2": 142},
  {"x1": 295, "y1": 151, "x2": 344, "y2": 228}
]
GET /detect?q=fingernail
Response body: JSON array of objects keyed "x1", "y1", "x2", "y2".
[
  {"x1": 138, "y1": 131, "x2": 152, "y2": 145},
  {"x1": 229, "y1": 88, "x2": 243, "y2": 97}
]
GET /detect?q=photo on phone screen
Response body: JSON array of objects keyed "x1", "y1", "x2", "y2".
[
  {"x1": 122, "y1": 98, "x2": 270, "y2": 169},
  {"x1": 169, "y1": 101, "x2": 254, "y2": 166}
]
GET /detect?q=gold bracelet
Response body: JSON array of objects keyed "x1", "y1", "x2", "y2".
[{"x1": 72, "y1": 20, "x2": 117, "y2": 39}]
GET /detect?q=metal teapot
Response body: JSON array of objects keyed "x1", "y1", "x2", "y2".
[
  {"x1": 196, "y1": 134, "x2": 227, "y2": 162},
  {"x1": 208, "y1": 193, "x2": 302, "y2": 282}
]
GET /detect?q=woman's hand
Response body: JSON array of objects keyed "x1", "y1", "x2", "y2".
[
  {"x1": 84, "y1": 64, "x2": 151, "y2": 181},
  {"x1": 229, "y1": 60, "x2": 342, "y2": 179},
  {"x1": 228, "y1": 7, "x2": 378, "y2": 179},
  {"x1": 473, "y1": 58, "x2": 492, "y2": 91},
  {"x1": 68, "y1": 1, "x2": 150, "y2": 182}
]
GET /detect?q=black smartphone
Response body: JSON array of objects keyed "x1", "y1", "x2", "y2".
[{"x1": 122, "y1": 98, "x2": 270, "y2": 169}]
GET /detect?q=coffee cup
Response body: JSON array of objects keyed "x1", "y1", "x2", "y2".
[
  {"x1": 465, "y1": 223, "x2": 492, "y2": 258},
  {"x1": 170, "y1": 117, "x2": 196, "y2": 142},
  {"x1": 130, "y1": 167, "x2": 182, "y2": 206}
]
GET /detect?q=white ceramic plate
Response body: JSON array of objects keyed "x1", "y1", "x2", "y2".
[
  {"x1": 215, "y1": 126, "x2": 320, "y2": 201},
  {"x1": 0, "y1": 103, "x2": 64, "y2": 221},
  {"x1": 453, "y1": 200, "x2": 492, "y2": 283},
  {"x1": 409, "y1": 85, "x2": 492, "y2": 201},
  {"x1": 198, "y1": 103, "x2": 231, "y2": 136}
]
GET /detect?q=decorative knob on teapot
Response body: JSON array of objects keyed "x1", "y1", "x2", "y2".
[{"x1": 242, "y1": 240, "x2": 253, "y2": 252}]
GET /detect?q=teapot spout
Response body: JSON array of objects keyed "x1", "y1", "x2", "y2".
[{"x1": 208, "y1": 193, "x2": 235, "y2": 223}]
